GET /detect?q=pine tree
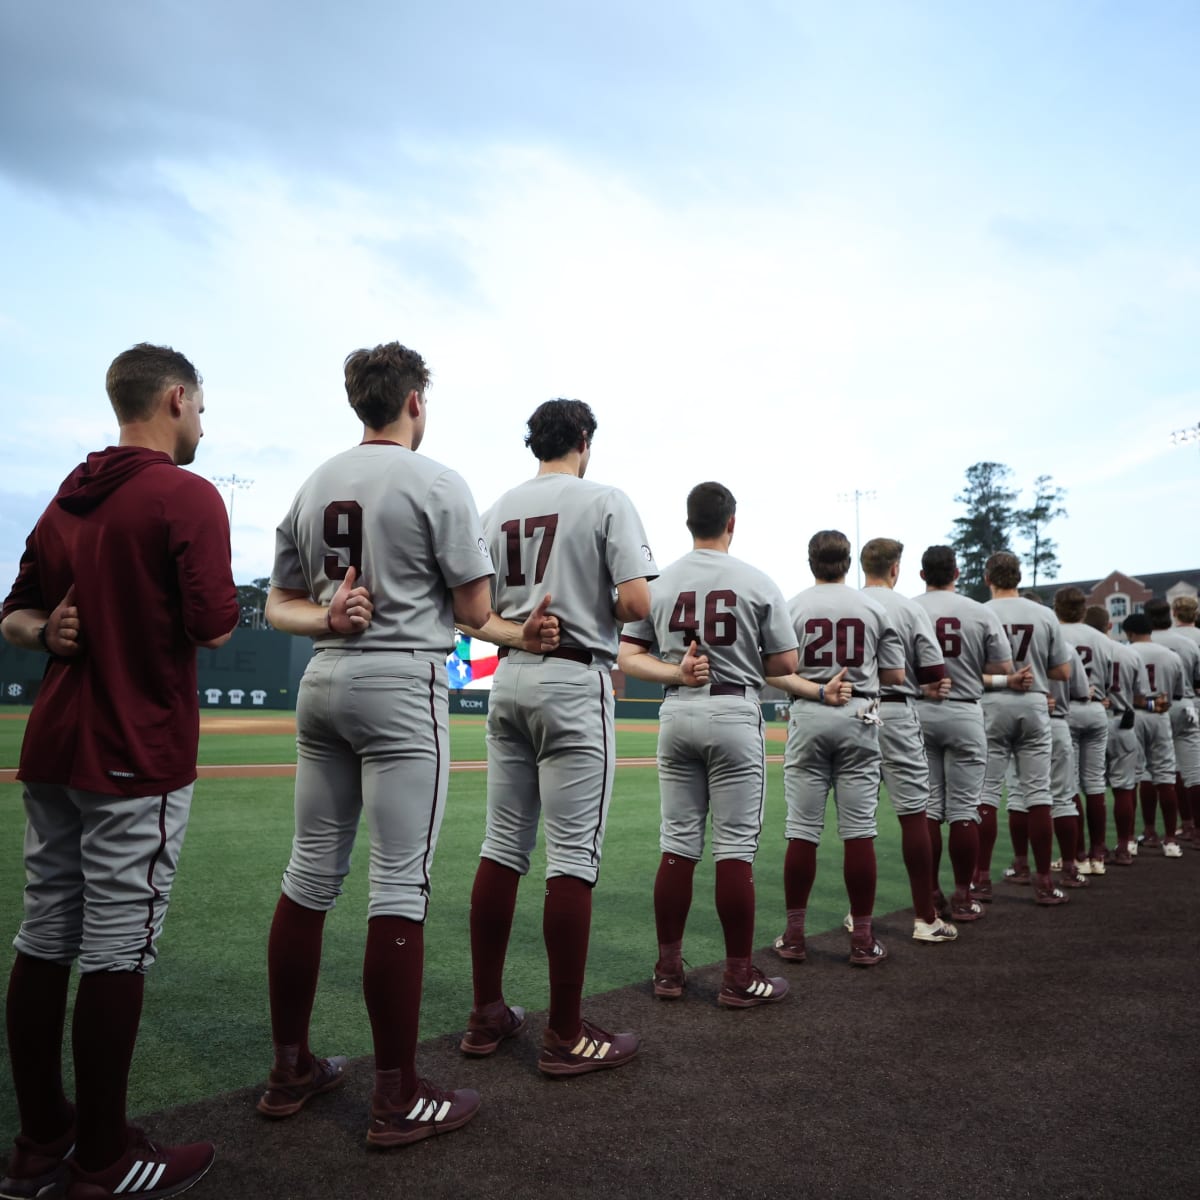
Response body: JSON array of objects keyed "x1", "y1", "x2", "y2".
[
  {"x1": 949, "y1": 462, "x2": 1017, "y2": 601},
  {"x1": 1013, "y1": 475, "x2": 1067, "y2": 588}
]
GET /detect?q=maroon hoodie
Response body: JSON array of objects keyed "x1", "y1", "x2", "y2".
[{"x1": 3, "y1": 446, "x2": 239, "y2": 796}]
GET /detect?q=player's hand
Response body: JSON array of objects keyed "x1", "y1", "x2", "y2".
[
  {"x1": 1007, "y1": 665, "x2": 1033, "y2": 692},
  {"x1": 922, "y1": 676, "x2": 953, "y2": 700},
  {"x1": 328, "y1": 566, "x2": 373, "y2": 635},
  {"x1": 1101, "y1": 695, "x2": 1111, "y2": 710},
  {"x1": 823, "y1": 667, "x2": 852, "y2": 706},
  {"x1": 679, "y1": 639, "x2": 709, "y2": 687},
  {"x1": 44, "y1": 584, "x2": 83, "y2": 657},
  {"x1": 1154, "y1": 693, "x2": 1170, "y2": 714},
  {"x1": 520, "y1": 594, "x2": 560, "y2": 652}
]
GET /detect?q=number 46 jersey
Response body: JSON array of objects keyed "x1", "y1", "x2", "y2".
[
  {"x1": 621, "y1": 550, "x2": 797, "y2": 690},
  {"x1": 272, "y1": 442, "x2": 494, "y2": 651},
  {"x1": 483, "y1": 473, "x2": 657, "y2": 671}
]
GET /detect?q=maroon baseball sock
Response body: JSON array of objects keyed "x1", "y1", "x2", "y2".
[
  {"x1": 1085, "y1": 792, "x2": 1108, "y2": 856},
  {"x1": 897, "y1": 813, "x2": 935, "y2": 923},
  {"x1": 1027, "y1": 807, "x2": 1054, "y2": 875},
  {"x1": 843, "y1": 837, "x2": 877, "y2": 918},
  {"x1": 544, "y1": 875, "x2": 592, "y2": 1041},
  {"x1": 266, "y1": 894, "x2": 327, "y2": 1071},
  {"x1": 783, "y1": 838, "x2": 818, "y2": 911},
  {"x1": 1113, "y1": 788, "x2": 1136, "y2": 846},
  {"x1": 1073, "y1": 796, "x2": 1087, "y2": 860},
  {"x1": 1158, "y1": 783, "x2": 1179, "y2": 839},
  {"x1": 1008, "y1": 809, "x2": 1030, "y2": 859},
  {"x1": 469, "y1": 857, "x2": 521, "y2": 1009},
  {"x1": 714, "y1": 859, "x2": 755, "y2": 960},
  {"x1": 977, "y1": 804, "x2": 998, "y2": 875},
  {"x1": 948, "y1": 820, "x2": 980, "y2": 891},
  {"x1": 1178, "y1": 779, "x2": 1194, "y2": 827},
  {"x1": 1139, "y1": 780, "x2": 1158, "y2": 834},
  {"x1": 72, "y1": 969, "x2": 144, "y2": 1171},
  {"x1": 6, "y1": 953, "x2": 73, "y2": 1143},
  {"x1": 1054, "y1": 814, "x2": 1079, "y2": 865},
  {"x1": 653, "y1": 853, "x2": 697, "y2": 947},
  {"x1": 363, "y1": 916, "x2": 423, "y2": 1094},
  {"x1": 927, "y1": 818, "x2": 944, "y2": 893}
]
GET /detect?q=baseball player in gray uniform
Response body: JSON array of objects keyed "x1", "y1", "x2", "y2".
[
  {"x1": 858, "y1": 539, "x2": 958, "y2": 943},
  {"x1": 1124, "y1": 612, "x2": 1184, "y2": 855},
  {"x1": 1054, "y1": 587, "x2": 1113, "y2": 874},
  {"x1": 1147, "y1": 599, "x2": 1200, "y2": 845},
  {"x1": 767, "y1": 530, "x2": 905, "y2": 966},
  {"x1": 262, "y1": 342, "x2": 497, "y2": 1147},
  {"x1": 912, "y1": 546, "x2": 1015, "y2": 913},
  {"x1": 1083, "y1": 605, "x2": 1150, "y2": 863},
  {"x1": 1168, "y1": 595, "x2": 1200, "y2": 842},
  {"x1": 618, "y1": 482, "x2": 798, "y2": 1007},
  {"x1": 980, "y1": 553, "x2": 1073, "y2": 906},
  {"x1": 458, "y1": 399, "x2": 656, "y2": 1076}
]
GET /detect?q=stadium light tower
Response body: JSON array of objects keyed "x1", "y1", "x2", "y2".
[
  {"x1": 838, "y1": 489, "x2": 877, "y2": 588},
  {"x1": 211, "y1": 473, "x2": 254, "y2": 528}
]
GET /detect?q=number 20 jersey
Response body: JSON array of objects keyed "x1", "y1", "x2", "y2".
[
  {"x1": 912, "y1": 590, "x2": 1010, "y2": 701},
  {"x1": 272, "y1": 442, "x2": 493, "y2": 652},
  {"x1": 482, "y1": 472, "x2": 657, "y2": 672},
  {"x1": 786, "y1": 583, "x2": 904, "y2": 695},
  {"x1": 621, "y1": 549, "x2": 797, "y2": 691}
]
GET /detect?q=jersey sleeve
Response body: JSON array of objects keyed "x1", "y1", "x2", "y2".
[
  {"x1": 426, "y1": 470, "x2": 495, "y2": 588},
  {"x1": 909, "y1": 604, "x2": 946, "y2": 682},
  {"x1": 876, "y1": 615, "x2": 906, "y2": 673},
  {"x1": 1070, "y1": 650, "x2": 1091, "y2": 701},
  {"x1": 982, "y1": 611, "x2": 1010, "y2": 666},
  {"x1": 619, "y1": 615, "x2": 656, "y2": 649},
  {"x1": 169, "y1": 478, "x2": 240, "y2": 643},
  {"x1": 1045, "y1": 617, "x2": 1072, "y2": 670},
  {"x1": 270, "y1": 498, "x2": 308, "y2": 592},
  {"x1": 758, "y1": 580, "x2": 799, "y2": 655},
  {"x1": 602, "y1": 489, "x2": 658, "y2": 585}
]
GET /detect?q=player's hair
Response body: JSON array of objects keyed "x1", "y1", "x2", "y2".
[
  {"x1": 524, "y1": 399, "x2": 597, "y2": 461},
  {"x1": 808, "y1": 530, "x2": 851, "y2": 582},
  {"x1": 105, "y1": 343, "x2": 202, "y2": 424},
  {"x1": 984, "y1": 551, "x2": 1022, "y2": 590},
  {"x1": 1021, "y1": 590, "x2": 1044, "y2": 605},
  {"x1": 921, "y1": 545, "x2": 958, "y2": 588},
  {"x1": 343, "y1": 342, "x2": 430, "y2": 429},
  {"x1": 860, "y1": 537, "x2": 903, "y2": 579},
  {"x1": 1122, "y1": 612, "x2": 1152, "y2": 637},
  {"x1": 1083, "y1": 604, "x2": 1110, "y2": 633},
  {"x1": 1053, "y1": 587, "x2": 1087, "y2": 623},
  {"x1": 1144, "y1": 598, "x2": 1172, "y2": 631},
  {"x1": 1171, "y1": 595, "x2": 1199, "y2": 624},
  {"x1": 686, "y1": 481, "x2": 736, "y2": 539}
]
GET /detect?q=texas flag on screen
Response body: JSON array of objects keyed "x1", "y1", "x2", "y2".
[{"x1": 446, "y1": 635, "x2": 499, "y2": 689}]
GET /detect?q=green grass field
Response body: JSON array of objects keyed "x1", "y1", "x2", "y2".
[{"x1": 0, "y1": 714, "x2": 911, "y2": 1136}]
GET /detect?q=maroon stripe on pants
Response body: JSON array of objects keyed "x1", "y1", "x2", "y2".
[
  {"x1": 136, "y1": 794, "x2": 170, "y2": 971},
  {"x1": 419, "y1": 662, "x2": 441, "y2": 921},
  {"x1": 588, "y1": 673, "x2": 609, "y2": 867}
]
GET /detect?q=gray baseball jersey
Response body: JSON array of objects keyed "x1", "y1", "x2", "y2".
[
  {"x1": 273, "y1": 441, "x2": 492, "y2": 922},
  {"x1": 1131, "y1": 640, "x2": 1183, "y2": 703},
  {"x1": 272, "y1": 443, "x2": 493, "y2": 651},
  {"x1": 621, "y1": 550, "x2": 796, "y2": 862},
  {"x1": 482, "y1": 473, "x2": 656, "y2": 672},
  {"x1": 1063, "y1": 646, "x2": 1108, "y2": 795},
  {"x1": 1106, "y1": 639, "x2": 1151, "y2": 718},
  {"x1": 985, "y1": 597, "x2": 1074, "y2": 692},
  {"x1": 912, "y1": 590, "x2": 1010, "y2": 701},
  {"x1": 1152, "y1": 632, "x2": 1200, "y2": 785},
  {"x1": 1059, "y1": 622, "x2": 1114, "y2": 698},
  {"x1": 1152, "y1": 630, "x2": 1200, "y2": 698},
  {"x1": 788, "y1": 584, "x2": 904, "y2": 694}
]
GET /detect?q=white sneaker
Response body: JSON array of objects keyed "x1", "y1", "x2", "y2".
[
  {"x1": 1127, "y1": 840, "x2": 1139, "y2": 857},
  {"x1": 912, "y1": 917, "x2": 958, "y2": 943},
  {"x1": 842, "y1": 913, "x2": 854, "y2": 933},
  {"x1": 1090, "y1": 858, "x2": 1107, "y2": 876},
  {"x1": 1164, "y1": 842, "x2": 1184, "y2": 858},
  {"x1": 1077, "y1": 859, "x2": 1094, "y2": 875},
  {"x1": 1050, "y1": 858, "x2": 1063, "y2": 872}
]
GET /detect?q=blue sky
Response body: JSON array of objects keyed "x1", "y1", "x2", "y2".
[{"x1": 2, "y1": 1, "x2": 1197, "y2": 599}]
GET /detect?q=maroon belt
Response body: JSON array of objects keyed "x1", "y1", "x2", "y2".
[
  {"x1": 880, "y1": 695, "x2": 908, "y2": 704},
  {"x1": 710, "y1": 684, "x2": 746, "y2": 698},
  {"x1": 498, "y1": 646, "x2": 592, "y2": 666}
]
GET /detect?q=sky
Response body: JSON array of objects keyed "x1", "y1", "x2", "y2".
[{"x1": 1, "y1": 1, "x2": 1198, "y2": 600}]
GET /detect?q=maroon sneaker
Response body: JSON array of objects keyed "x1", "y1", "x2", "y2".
[
  {"x1": 257, "y1": 1053, "x2": 347, "y2": 1117},
  {"x1": 65, "y1": 1128, "x2": 213, "y2": 1199},
  {"x1": 1113, "y1": 847, "x2": 1134, "y2": 866},
  {"x1": 1003, "y1": 861, "x2": 1031, "y2": 885},
  {"x1": 538, "y1": 1019, "x2": 640, "y2": 1077},
  {"x1": 950, "y1": 891, "x2": 985, "y2": 922},
  {"x1": 970, "y1": 878, "x2": 994, "y2": 903},
  {"x1": 848, "y1": 936, "x2": 888, "y2": 967},
  {"x1": 367, "y1": 1078, "x2": 480, "y2": 1147},
  {"x1": 772, "y1": 930, "x2": 807, "y2": 963},
  {"x1": 718, "y1": 965, "x2": 789, "y2": 1009},
  {"x1": 1034, "y1": 876, "x2": 1069, "y2": 906},
  {"x1": 1, "y1": 1121, "x2": 75, "y2": 1199},
  {"x1": 652, "y1": 956, "x2": 685, "y2": 999},
  {"x1": 1138, "y1": 832, "x2": 1161, "y2": 850},
  {"x1": 1058, "y1": 865, "x2": 1089, "y2": 889},
  {"x1": 459, "y1": 1002, "x2": 527, "y2": 1056}
]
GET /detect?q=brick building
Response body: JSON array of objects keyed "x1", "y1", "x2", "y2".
[{"x1": 1031, "y1": 568, "x2": 1200, "y2": 635}]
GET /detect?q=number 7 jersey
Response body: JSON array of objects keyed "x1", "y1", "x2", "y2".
[{"x1": 482, "y1": 473, "x2": 657, "y2": 671}]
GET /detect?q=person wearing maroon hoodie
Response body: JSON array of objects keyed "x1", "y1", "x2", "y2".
[{"x1": 0, "y1": 344, "x2": 238, "y2": 1200}]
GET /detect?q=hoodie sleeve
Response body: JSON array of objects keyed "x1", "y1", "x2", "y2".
[{"x1": 168, "y1": 476, "x2": 240, "y2": 643}]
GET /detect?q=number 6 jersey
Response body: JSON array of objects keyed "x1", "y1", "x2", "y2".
[{"x1": 272, "y1": 442, "x2": 493, "y2": 651}]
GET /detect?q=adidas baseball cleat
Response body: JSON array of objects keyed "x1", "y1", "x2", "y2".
[
  {"x1": 538, "y1": 1019, "x2": 640, "y2": 1076},
  {"x1": 0, "y1": 1121, "x2": 75, "y2": 1200},
  {"x1": 718, "y1": 965, "x2": 789, "y2": 1008},
  {"x1": 848, "y1": 936, "x2": 887, "y2": 967},
  {"x1": 1003, "y1": 862, "x2": 1031, "y2": 885},
  {"x1": 63, "y1": 1128, "x2": 213, "y2": 1199},
  {"x1": 1163, "y1": 841, "x2": 1184, "y2": 858},
  {"x1": 367, "y1": 1078, "x2": 480, "y2": 1148},
  {"x1": 970, "y1": 878, "x2": 994, "y2": 902},
  {"x1": 652, "y1": 953, "x2": 686, "y2": 999},
  {"x1": 1034, "y1": 876, "x2": 1069, "y2": 906},
  {"x1": 950, "y1": 892, "x2": 985, "y2": 922},
  {"x1": 459, "y1": 1002, "x2": 527, "y2": 1056},
  {"x1": 772, "y1": 931, "x2": 807, "y2": 963},
  {"x1": 257, "y1": 1053, "x2": 347, "y2": 1118},
  {"x1": 912, "y1": 917, "x2": 958, "y2": 943}
]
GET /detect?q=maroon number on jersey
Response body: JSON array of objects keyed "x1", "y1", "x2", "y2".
[
  {"x1": 804, "y1": 617, "x2": 865, "y2": 668},
  {"x1": 323, "y1": 501, "x2": 363, "y2": 579},
  {"x1": 1004, "y1": 623, "x2": 1033, "y2": 661},
  {"x1": 935, "y1": 616, "x2": 962, "y2": 658},
  {"x1": 1110, "y1": 662, "x2": 1121, "y2": 693},
  {"x1": 1077, "y1": 644, "x2": 1093, "y2": 666},
  {"x1": 501, "y1": 514, "x2": 560, "y2": 587},
  {"x1": 1147, "y1": 663, "x2": 1157, "y2": 692},
  {"x1": 669, "y1": 589, "x2": 739, "y2": 647}
]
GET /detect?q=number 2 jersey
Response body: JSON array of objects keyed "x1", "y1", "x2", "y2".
[
  {"x1": 620, "y1": 549, "x2": 797, "y2": 691},
  {"x1": 786, "y1": 583, "x2": 904, "y2": 695},
  {"x1": 482, "y1": 472, "x2": 657, "y2": 672},
  {"x1": 272, "y1": 442, "x2": 494, "y2": 652}
]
